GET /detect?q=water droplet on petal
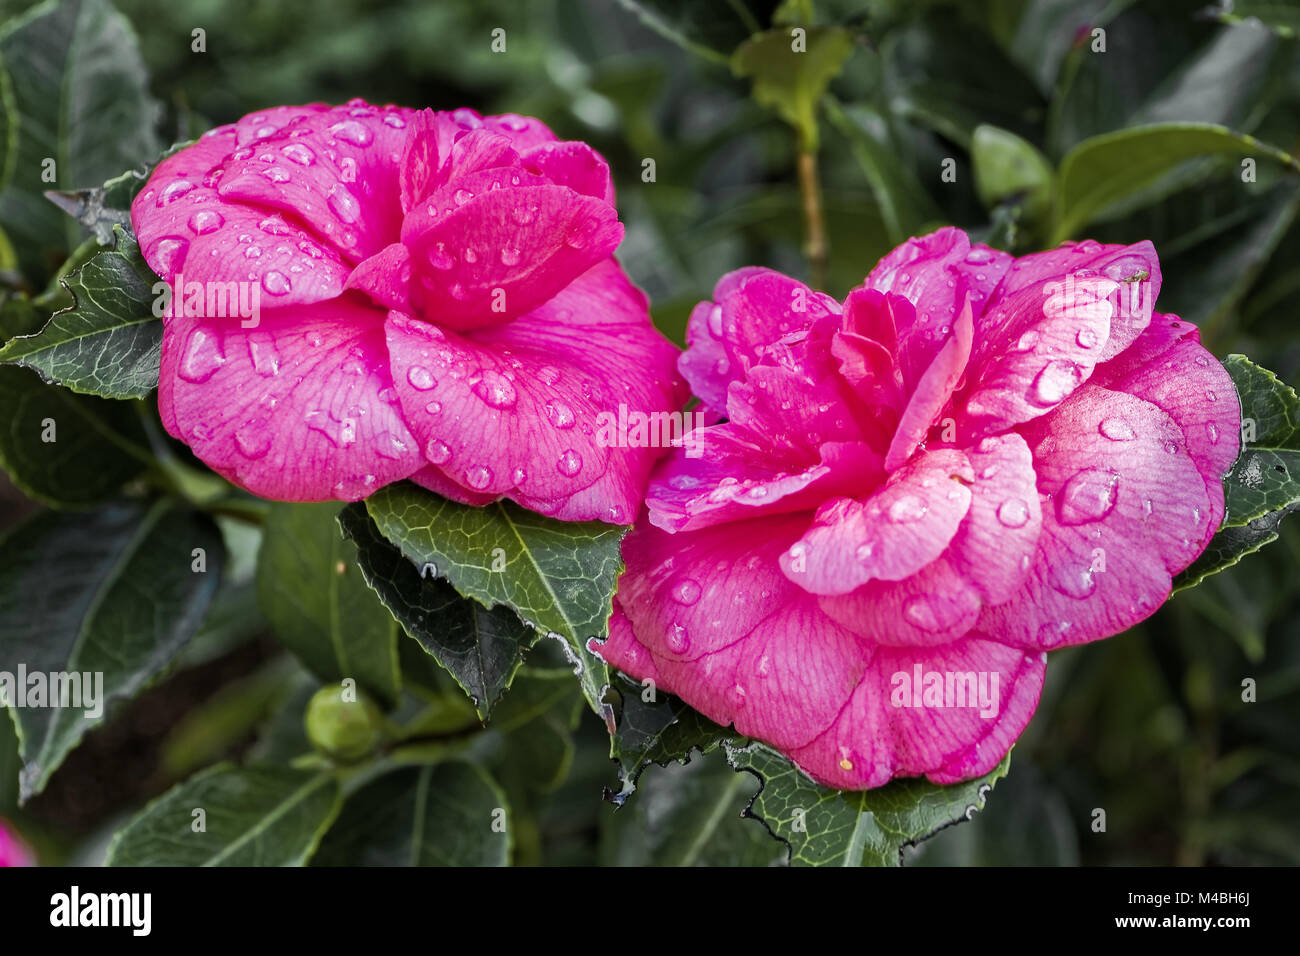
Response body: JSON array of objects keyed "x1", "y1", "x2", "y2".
[
  {"x1": 235, "y1": 419, "x2": 272, "y2": 458},
  {"x1": 707, "y1": 305, "x2": 724, "y2": 338},
  {"x1": 1206, "y1": 422, "x2": 1219, "y2": 444},
  {"x1": 384, "y1": 114, "x2": 406, "y2": 129},
  {"x1": 426, "y1": 439, "x2": 452, "y2": 464},
  {"x1": 500, "y1": 247, "x2": 521, "y2": 266},
  {"x1": 1075, "y1": 327, "x2": 1098, "y2": 349},
  {"x1": 178, "y1": 326, "x2": 225, "y2": 382},
  {"x1": 281, "y1": 143, "x2": 315, "y2": 165},
  {"x1": 327, "y1": 185, "x2": 361, "y2": 223},
  {"x1": 887, "y1": 495, "x2": 927, "y2": 523},
  {"x1": 510, "y1": 466, "x2": 527, "y2": 485},
  {"x1": 1057, "y1": 468, "x2": 1119, "y2": 525},
  {"x1": 407, "y1": 366, "x2": 436, "y2": 390},
  {"x1": 671, "y1": 578, "x2": 702, "y2": 605},
  {"x1": 1050, "y1": 563, "x2": 1097, "y2": 599},
  {"x1": 160, "y1": 180, "x2": 195, "y2": 205},
  {"x1": 329, "y1": 120, "x2": 374, "y2": 146},
  {"x1": 545, "y1": 400, "x2": 575, "y2": 429},
  {"x1": 537, "y1": 366, "x2": 561, "y2": 385},
  {"x1": 904, "y1": 595, "x2": 961, "y2": 633},
  {"x1": 471, "y1": 370, "x2": 518, "y2": 409},
  {"x1": 465, "y1": 465, "x2": 493, "y2": 489},
  {"x1": 1099, "y1": 417, "x2": 1135, "y2": 441},
  {"x1": 996, "y1": 498, "x2": 1029, "y2": 528},
  {"x1": 557, "y1": 449, "x2": 582, "y2": 477},
  {"x1": 1030, "y1": 360, "x2": 1082, "y2": 406},
  {"x1": 153, "y1": 237, "x2": 190, "y2": 273},
  {"x1": 965, "y1": 246, "x2": 994, "y2": 265},
  {"x1": 666, "y1": 623, "x2": 690, "y2": 654},
  {"x1": 1014, "y1": 329, "x2": 1041, "y2": 352},
  {"x1": 261, "y1": 270, "x2": 291, "y2": 296},
  {"x1": 426, "y1": 243, "x2": 455, "y2": 270},
  {"x1": 188, "y1": 210, "x2": 223, "y2": 235},
  {"x1": 714, "y1": 357, "x2": 730, "y2": 376}
]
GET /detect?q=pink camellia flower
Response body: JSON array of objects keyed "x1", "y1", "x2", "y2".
[
  {"x1": 595, "y1": 228, "x2": 1240, "y2": 789},
  {"x1": 0, "y1": 818, "x2": 33, "y2": 866},
  {"x1": 131, "y1": 100, "x2": 684, "y2": 520}
]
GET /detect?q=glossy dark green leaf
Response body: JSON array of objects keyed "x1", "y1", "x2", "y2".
[
  {"x1": 0, "y1": 500, "x2": 223, "y2": 800},
  {"x1": 611, "y1": 0, "x2": 777, "y2": 65},
  {"x1": 257, "y1": 502, "x2": 401, "y2": 707},
  {"x1": 0, "y1": 364, "x2": 152, "y2": 507},
  {"x1": 359, "y1": 483, "x2": 625, "y2": 723},
  {"x1": 724, "y1": 741, "x2": 1011, "y2": 866},
  {"x1": 106, "y1": 764, "x2": 340, "y2": 866},
  {"x1": 1173, "y1": 356, "x2": 1300, "y2": 591},
  {"x1": 312, "y1": 762, "x2": 510, "y2": 866},
  {"x1": 1052, "y1": 123, "x2": 1300, "y2": 242},
  {"x1": 0, "y1": 227, "x2": 161, "y2": 398},
  {"x1": 603, "y1": 671, "x2": 734, "y2": 805},
  {"x1": 338, "y1": 501, "x2": 536, "y2": 718},
  {"x1": 0, "y1": 0, "x2": 160, "y2": 281},
  {"x1": 971, "y1": 123, "x2": 1053, "y2": 220},
  {"x1": 601, "y1": 750, "x2": 783, "y2": 866}
]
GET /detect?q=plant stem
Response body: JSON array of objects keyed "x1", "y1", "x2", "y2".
[{"x1": 798, "y1": 149, "x2": 828, "y2": 290}]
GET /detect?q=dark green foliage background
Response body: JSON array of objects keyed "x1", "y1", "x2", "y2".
[{"x1": 1, "y1": 0, "x2": 1299, "y2": 865}]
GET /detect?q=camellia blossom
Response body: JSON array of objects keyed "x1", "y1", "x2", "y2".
[
  {"x1": 132, "y1": 100, "x2": 684, "y2": 520},
  {"x1": 595, "y1": 227, "x2": 1240, "y2": 789}
]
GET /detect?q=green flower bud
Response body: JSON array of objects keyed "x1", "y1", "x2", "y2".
[{"x1": 304, "y1": 684, "x2": 384, "y2": 762}]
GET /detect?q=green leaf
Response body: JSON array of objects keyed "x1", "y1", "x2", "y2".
[
  {"x1": 825, "y1": 98, "x2": 942, "y2": 244},
  {"x1": 971, "y1": 123, "x2": 1054, "y2": 221},
  {"x1": 312, "y1": 762, "x2": 510, "y2": 866},
  {"x1": 0, "y1": 500, "x2": 223, "y2": 800},
  {"x1": 0, "y1": 364, "x2": 152, "y2": 506},
  {"x1": 105, "y1": 764, "x2": 341, "y2": 866},
  {"x1": 0, "y1": 227, "x2": 161, "y2": 398},
  {"x1": 603, "y1": 671, "x2": 734, "y2": 804},
  {"x1": 0, "y1": 0, "x2": 161, "y2": 282},
  {"x1": 723, "y1": 741, "x2": 1012, "y2": 866},
  {"x1": 359, "y1": 483, "x2": 626, "y2": 724},
  {"x1": 611, "y1": 0, "x2": 775, "y2": 66},
  {"x1": 1173, "y1": 356, "x2": 1300, "y2": 592},
  {"x1": 1052, "y1": 123, "x2": 1300, "y2": 242},
  {"x1": 601, "y1": 750, "x2": 784, "y2": 866},
  {"x1": 1214, "y1": 1, "x2": 1300, "y2": 37},
  {"x1": 732, "y1": 26, "x2": 855, "y2": 151},
  {"x1": 338, "y1": 501, "x2": 536, "y2": 719},
  {"x1": 257, "y1": 502, "x2": 401, "y2": 708}
]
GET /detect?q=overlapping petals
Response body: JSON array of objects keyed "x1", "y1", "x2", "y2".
[
  {"x1": 133, "y1": 100, "x2": 685, "y2": 517},
  {"x1": 597, "y1": 227, "x2": 1239, "y2": 789}
]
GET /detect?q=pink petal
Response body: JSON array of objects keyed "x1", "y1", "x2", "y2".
[
  {"x1": 401, "y1": 176, "x2": 622, "y2": 330},
  {"x1": 977, "y1": 384, "x2": 1214, "y2": 649},
  {"x1": 678, "y1": 267, "x2": 770, "y2": 411},
  {"x1": 345, "y1": 242, "x2": 413, "y2": 313},
  {"x1": 519, "y1": 141, "x2": 614, "y2": 203},
  {"x1": 947, "y1": 432, "x2": 1042, "y2": 604},
  {"x1": 986, "y1": 239, "x2": 1160, "y2": 362},
  {"x1": 884, "y1": 293, "x2": 973, "y2": 470},
  {"x1": 864, "y1": 227, "x2": 1012, "y2": 386},
  {"x1": 818, "y1": 556, "x2": 983, "y2": 647},
  {"x1": 782, "y1": 448, "x2": 973, "y2": 595},
  {"x1": 590, "y1": 607, "x2": 665, "y2": 689},
  {"x1": 787, "y1": 638, "x2": 1046, "y2": 788},
  {"x1": 160, "y1": 298, "x2": 423, "y2": 500},
  {"x1": 384, "y1": 259, "x2": 684, "y2": 523}
]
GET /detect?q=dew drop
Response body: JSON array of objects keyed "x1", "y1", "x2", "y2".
[
  {"x1": 454, "y1": 188, "x2": 475, "y2": 206},
  {"x1": 500, "y1": 247, "x2": 521, "y2": 266},
  {"x1": 903, "y1": 596, "x2": 960, "y2": 633},
  {"x1": 1206, "y1": 422, "x2": 1219, "y2": 444},
  {"x1": 671, "y1": 578, "x2": 702, "y2": 606},
  {"x1": 424, "y1": 400, "x2": 442, "y2": 415},
  {"x1": 426, "y1": 439, "x2": 452, "y2": 464},
  {"x1": 1014, "y1": 328, "x2": 1041, "y2": 352},
  {"x1": 188, "y1": 210, "x2": 223, "y2": 235},
  {"x1": 1099, "y1": 417, "x2": 1135, "y2": 441},
  {"x1": 1057, "y1": 468, "x2": 1119, "y2": 525},
  {"x1": 996, "y1": 498, "x2": 1029, "y2": 528},
  {"x1": 545, "y1": 400, "x2": 576, "y2": 429},
  {"x1": 261, "y1": 270, "x2": 291, "y2": 296},
  {"x1": 887, "y1": 495, "x2": 927, "y2": 523},
  {"x1": 557, "y1": 449, "x2": 583, "y2": 476},
  {"x1": 178, "y1": 326, "x2": 224, "y2": 382},
  {"x1": 280, "y1": 143, "x2": 315, "y2": 165},
  {"x1": 666, "y1": 623, "x2": 690, "y2": 654},
  {"x1": 329, "y1": 120, "x2": 374, "y2": 146},
  {"x1": 234, "y1": 420, "x2": 272, "y2": 459},
  {"x1": 407, "y1": 366, "x2": 436, "y2": 390},
  {"x1": 153, "y1": 237, "x2": 190, "y2": 273},
  {"x1": 707, "y1": 305, "x2": 724, "y2": 338},
  {"x1": 471, "y1": 370, "x2": 518, "y2": 409},
  {"x1": 537, "y1": 366, "x2": 561, "y2": 385},
  {"x1": 511, "y1": 466, "x2": 528, "y2": 485},
  {"x1": 160, "y1": 180, "x2": 195, "y2": 205},
  {"x1": 327, "y1": 185, "x2": 361, "y2": 223},
  {"x1": 465, "y1": 464, "x2": 493, "y2": 489},
  {"x1": 1030, "y1": 360, "x2": 1082, "y2": 406}
]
